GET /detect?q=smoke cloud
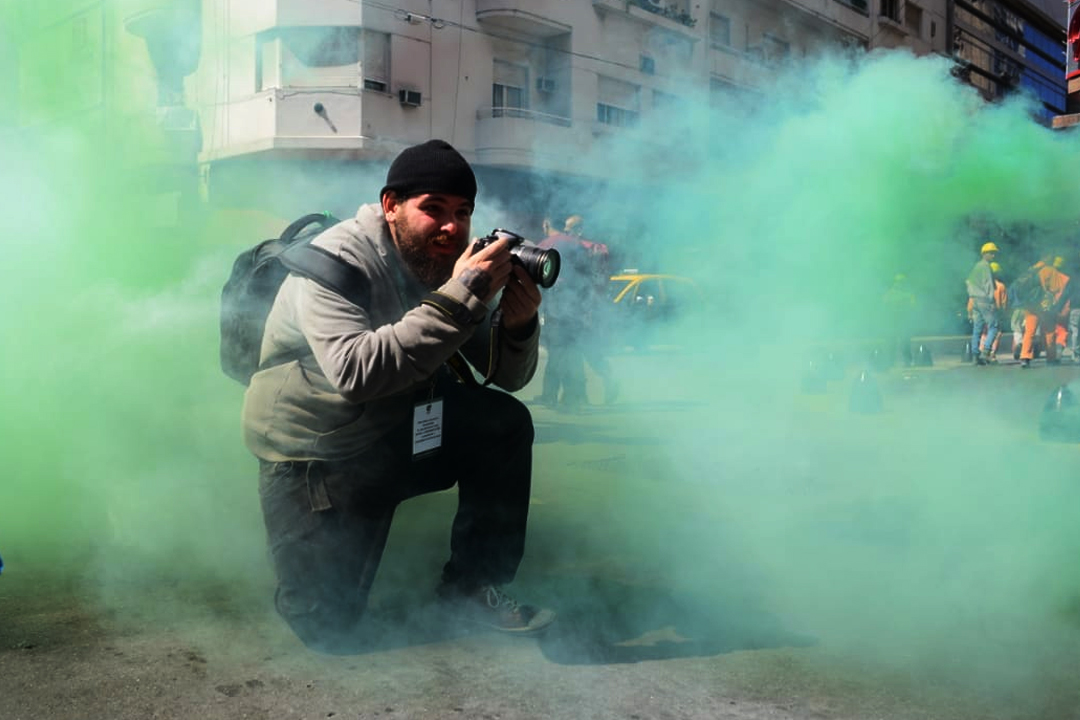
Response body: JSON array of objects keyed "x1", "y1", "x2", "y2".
[{"x1": 4, "y1": 3, "x2": 1080, "y2": 714}]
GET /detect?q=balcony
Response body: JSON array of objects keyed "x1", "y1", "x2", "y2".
[
  {"x1": 593, "y1": 0, "x2": 700, "y2": 40},
  {"x1": 476, "y1": 1, "x2": 572, "y2": 37},
  {"x1": 779, "y1": 0, "x2": 871, "y2": 39},
  {"x1": 473, "y1": 106, "x2": 579, "y2": 172}
]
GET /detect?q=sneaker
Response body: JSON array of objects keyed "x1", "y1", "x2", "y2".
[
  {"x1": 1021, "y1": 359, "x2": 1031, "y2": 368},
  {"x1": 1013, "y1": 346, "x2": 1022, "y2": 360},
  {"x1": 988, "y1": 352, "x2": 998, "y2": 364},
  {"x1": 438, "y1": 584, "x2": 556, "y2": 635},
  {"x1": 975, "y1": 352, "x2": 988, "y2": 366}
]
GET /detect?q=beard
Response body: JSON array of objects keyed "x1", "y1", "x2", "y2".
[{"x1": 392, "y1": 216, "x2": 464, "y2": 289}]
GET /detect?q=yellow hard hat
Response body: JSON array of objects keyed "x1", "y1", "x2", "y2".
[
  {"x1": 980, "y1": 242, "x2": 999, "y2": 254},
  {"x1": 990, "y1": 262, "x2": 1001, "y2": 273},
  {"x1": 1054, "y1": 256, "x2": 1065, "y2": 268}
]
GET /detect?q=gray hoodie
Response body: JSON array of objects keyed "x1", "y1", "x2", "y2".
[{"x1": 242, "y1": 203, "x2": 539, "y2": 461}]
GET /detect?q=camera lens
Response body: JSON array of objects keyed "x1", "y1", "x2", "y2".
[{"x1": 536, "y1": 252, "x2": 560, "y2": 288}]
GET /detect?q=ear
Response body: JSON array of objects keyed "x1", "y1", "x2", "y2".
[{"x1": 381, "y1": 191, "x2": 401, "y2": 221}]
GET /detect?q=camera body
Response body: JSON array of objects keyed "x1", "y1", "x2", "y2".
[{"x1": 474, "y1": 229, "x2": 561, "y2": 288}]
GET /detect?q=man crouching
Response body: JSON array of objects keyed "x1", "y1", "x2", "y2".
[{"x1": 242, "y1": 139, "x2": 555, "y2": 653}]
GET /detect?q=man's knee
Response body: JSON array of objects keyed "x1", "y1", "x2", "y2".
[
  {"x1": 275, "y1": 587, "x2": 371, "y2": 655},
  {"x1": 463, "y1": 387, "x2": 534, "y2": 442}
]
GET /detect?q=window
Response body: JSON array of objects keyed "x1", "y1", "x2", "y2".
[
  {"x1": 905, "y1": 3, "x2": 923, "y2": 36},
  {"x1": 280, "y1": 27, "x2": 359, "y2": 87},
  {"x1": 653, "y1": 90, "x2": 680, "y2": 109},
  {"x1": 709, "y1": 12, "x2": 731, "y2": 47},
  {"x1": 880, "y1": 0, "x2": 900, "y2": 22},
  {"x1": 362, "y1": 30, "x2": 389, "y2": 91},
  {"x1": 597, "y1": 76, "x2": 640, "y2": 127},
  {"x1": 493, "y1": 60, "x2": 528, "y2": 117},
  {"x1": 277, "y1": 26, "x2": 388, "y2": 89}
]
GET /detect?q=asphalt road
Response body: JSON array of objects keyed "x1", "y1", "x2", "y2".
[{"x1": 3, "y1": 347, "x2": 1080, "y2": 720}]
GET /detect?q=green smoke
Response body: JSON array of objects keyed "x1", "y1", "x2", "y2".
[{"x1": 5, "y1": 2, "x2": 1080, "y2": 712}]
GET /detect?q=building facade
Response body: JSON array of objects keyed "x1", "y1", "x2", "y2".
[
  {"x1": 3, "y1": 0, "x2": 1065, "y2": 219},
  {"x1": 951, "y1": 0, "x2": 1067, "y2": 123}
]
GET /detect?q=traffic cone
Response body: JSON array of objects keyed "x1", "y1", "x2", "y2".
[
  {"x1": 961, "y1": 342, "x2": 973, "y2": 363},
  {"x1": 849, "y1": 370, "x2": 883, "y2": 414},
  {"x1": 915, "y1": 344, "x2": 933, "y2": 367},
  {"x1": 1039, "y1": 385, "x2": 1080, "y2": 442},
  {"x1": 801, "y1": 360, "x2": 827, "y2": 394}
]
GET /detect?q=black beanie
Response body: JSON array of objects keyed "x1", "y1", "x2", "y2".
[{"x1": 380, "y1": 139, "x2": 477, "y2": 203}]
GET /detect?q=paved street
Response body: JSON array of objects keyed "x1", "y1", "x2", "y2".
[{"x1": 3, "y1": 346, "x2": 1080, "y2": 720}]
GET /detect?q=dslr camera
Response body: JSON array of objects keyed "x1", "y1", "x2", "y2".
[{"x1": 474, "y1": 229, "x2": 561, "y2": 288}]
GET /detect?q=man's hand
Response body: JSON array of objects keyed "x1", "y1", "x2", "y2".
[
  {"x1": 499, "y1": 264, "x2": 541, "y2": 333},
  {"x1": 453, "y1": 238, "x2": 513, "y2": 304}
]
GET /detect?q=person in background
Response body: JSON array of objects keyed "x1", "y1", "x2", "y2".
[
  {"x1": 966, "y1": 241, "x2": 999, "y2": 366},
  {"x1": 1067, "y1": 265, "x2": 1080, "y2": 363},
  {"x1": 534, "y1": 217, "x2": 588, "y2": 411},
  {"x1": 564, "y1": 215, "x2": 620, "y2": 404},
  {"x1": 1018, "y1": 255, "x2": 1067, "y2": 368},
  {"x1": 989, "y1": 261, "x2": 1008, "y2": 362},
  {"x1": 1050, "y1": 255, "x2": 1080, "y2": 363},
  {"x1": 564, "y1": 214, "x2": 585, "y2": 237},
  {"x1": 1050, "y1": 256, "x2": 1071, "y2": 357},
  {"x1": 242, "y1": 139, "x2": 555, "y2": 653},
  {"x1": 536, "y1": 214, "x2": 620, "y2": 409},
  {"x1": 968, "y1": 262, "x2": 1008, "y2": 362}
]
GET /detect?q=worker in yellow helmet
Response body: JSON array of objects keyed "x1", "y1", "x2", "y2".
[{"x1": 966, "y1": 241, "x2": 999, "y2": 365}]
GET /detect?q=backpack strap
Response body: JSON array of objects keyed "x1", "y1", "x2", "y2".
[
  {"x1": 279, "y1": 243, "x2": 371, "y2": 309},
  {"x1": 280, "y1": 212, "x2": 337, "y2": 244}
]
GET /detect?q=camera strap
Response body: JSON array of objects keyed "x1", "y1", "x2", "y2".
[{"x1": 442, "y1": 310, "x2": 501, "y2": 388}]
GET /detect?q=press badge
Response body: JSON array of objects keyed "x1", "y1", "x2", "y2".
[{"x1": 412, "y1": 398, "x2": 444, "y2": 458}]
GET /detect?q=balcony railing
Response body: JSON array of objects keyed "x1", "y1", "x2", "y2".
[
  {"x1": 476, "y1": 106, "x2": 572, "y2": 127},
  {"x1": 628, "y1": 0, "x2": 697, "y2": 28}
]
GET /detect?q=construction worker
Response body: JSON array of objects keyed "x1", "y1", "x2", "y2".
[
  {"x1": 1057, "y1": 256, "x2": 1080, "y2": 362},
  {"x1": 1017, "y1": 255, "x2": 1068, "y2": 368},
  {"x1": 968, "y1": 261, "x2": 1008, "y2": 362},
  {"x1": 966, "y1": 241, "x2": 999, "y2": 365}
]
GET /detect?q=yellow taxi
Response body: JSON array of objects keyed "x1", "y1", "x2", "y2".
[
  {"x1": 608, "y1": 271, "x2": 702, "y2": 311},
  {"x1": 606, "y1": 271, "x2": 702, "y2": 350}
]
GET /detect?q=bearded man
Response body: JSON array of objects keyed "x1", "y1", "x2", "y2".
[{"x1": 242, "y1": 140, "x2": 554, "y2": 654}]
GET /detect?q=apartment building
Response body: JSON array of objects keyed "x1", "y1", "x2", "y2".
[
  {"x1": 4, "y1": 0, "x2": 1063, "y2": 218},
  {"x1": 951, "y1": 0, "x2": 1067, "y2": 123},
  {"x1": 185, "y1": 0, "x2": 959, "y2": 211}
]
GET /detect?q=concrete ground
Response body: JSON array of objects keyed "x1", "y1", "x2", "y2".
[{"x1": 4, "y1": 343, "x2": 1080, "y2": 720}]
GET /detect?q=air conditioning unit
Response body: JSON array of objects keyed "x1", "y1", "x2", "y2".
[
  {"x1": 398, "y1": 89, "x2": 422, "y2": 107},
  {"x1": 535, "y1": 77, "x2": 556, "y2": 93}
]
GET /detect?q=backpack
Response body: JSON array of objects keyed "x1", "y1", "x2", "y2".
[
  {"x1": 219, "y1": 212, "x2": 370, "y2": 385},
  {"x1": 1009, "y1": 265, "x2": 1050, "y2": 311}
]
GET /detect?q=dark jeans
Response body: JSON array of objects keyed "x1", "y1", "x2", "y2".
[{"x1": 258, "y1": 378, "x2": 534, "y2": 654}]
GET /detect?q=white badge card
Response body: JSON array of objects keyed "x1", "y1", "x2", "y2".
[{"x1": 412, "y1": 399, "x2": 444, "y2": 458}]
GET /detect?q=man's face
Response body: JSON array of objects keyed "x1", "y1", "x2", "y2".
[
  {"x1": 384, "y1": 193, "x2": 473, "y2": 288},
  {"x1": 983, "y1": 251, "x2": 997, "y2": 262}
]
